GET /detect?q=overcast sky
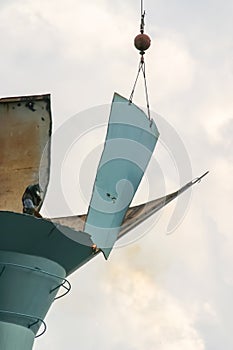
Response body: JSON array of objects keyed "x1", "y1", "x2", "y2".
[{"x1": 1, "y1": 0, "x2": 233, "y2": 349}]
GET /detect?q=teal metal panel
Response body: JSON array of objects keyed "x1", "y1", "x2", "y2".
[
  {"x1": 0, "y1": 251, "x2": 66, "y2": 348},
  {"x1": 0, "y1": 212, "x2": 94, "y2": 275},
  {"x1": 0, "y1": 251, "x2": 65, "y2": 334},
  {"x1": 0, "y1": 322, "x2": 34, "y2": 350},
  {"x1": 84, "y1": 93, "x2": 159, "y2": 258}
]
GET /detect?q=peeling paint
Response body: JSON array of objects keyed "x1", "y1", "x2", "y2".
[{"x1": 0, "y1": 94, "x2": 52, "y2": 213}]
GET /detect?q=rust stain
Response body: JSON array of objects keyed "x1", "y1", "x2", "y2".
[{"x1": 0, "y1": 94, "x2": 52, "y2": 213}]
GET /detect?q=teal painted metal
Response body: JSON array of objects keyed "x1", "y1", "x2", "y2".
[
  {"x1": 84, "y1": 93, "x2": 159, "y2": 258},
  {"x1": 50, "y1": 173, "x2": 208, "y2": 249},
  {"x1": 0, "y1": 212, "x2": 94, "y2": 275},
  {"x1": 0, "y1": 250, "x2": 65, "y2": 349},
  {"x1": 0, "y1": 211, "x2": 96, "y2": 349},
  {"x1": 0, "y1": 322, "x2": 34, "y2": 350}
]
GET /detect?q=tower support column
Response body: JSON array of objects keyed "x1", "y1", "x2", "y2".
[
  {"x1": 0, "y1": 321, "x2": 35, "y2": 350},
  {"x1": 0, "y1": 250, "x2": 66, "y2": 350}
]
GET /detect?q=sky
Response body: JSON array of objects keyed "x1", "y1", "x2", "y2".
[{"x1": 0, "y1": 0, "x2": 233, "y2": 349}]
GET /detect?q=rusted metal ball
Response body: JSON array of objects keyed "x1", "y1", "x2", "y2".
[{"x1": 134, "y1": 34, "x2": 151, "y2": 52}]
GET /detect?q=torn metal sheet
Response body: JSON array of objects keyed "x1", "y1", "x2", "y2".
[
  {"x1": 118, "y1": 173, "x2": 208, "y2": 239},
  {"x1": 49, "y1": 173, "x2": 209, "y2": 271},
  {"x1": 0, "y1": 94, "x2": 52, "y2": 213},
  {"x1": 0, "y1": 90, "x2": 208, "y2": 265},
  {"x1": 52, "y1": 214, "x2": 86, "y2": 232},
  {"x1": 51, "y1": 172, "x2": 208, "y2": 247},
  {"x1": 0, "y1": 174, "x2": 208, "y2": 276}
]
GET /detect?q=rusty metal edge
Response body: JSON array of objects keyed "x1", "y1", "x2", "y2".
[
  {"x1": 0, "y1": 93, "x2": 53, "y2": 211},
  {"x1": 0, "y1": 94, "x2": 51, "y2": 104}
]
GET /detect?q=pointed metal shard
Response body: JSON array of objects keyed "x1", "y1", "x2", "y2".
[
  {"x1": 191, "y1": 171, "x2": 209, "y2": 184},
  {"x1": 118, "y1": 171, "x2": 209, "y2": 239},
  {"x1": 84, "y1": 93, "x2": 159, "y2": 258}
]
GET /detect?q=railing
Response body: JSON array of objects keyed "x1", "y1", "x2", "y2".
[
  {"x1": 0, "y1": 261, "x2": 71, "y2": 299},
  {"x1": 0, "y1": 261, "x2": 72, "y2": 337}
]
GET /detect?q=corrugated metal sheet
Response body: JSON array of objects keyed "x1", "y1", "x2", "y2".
[{"x1": 0, "y1": 94, "x2": 51, "y2": 213}]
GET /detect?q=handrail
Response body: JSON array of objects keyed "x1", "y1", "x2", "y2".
[{"x1": 0, "y1": 261, "x2": 71, "y2": 299}]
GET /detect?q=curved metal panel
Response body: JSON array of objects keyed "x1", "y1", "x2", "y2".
[
  {"x1": 0, "y1": 94, "x2": 52, "y2": 213},
  {"x1": 0, "y1": 322, "x2": 35, "y2": 350},
  {"x1": 0, "y1": 212, "x2": 93, "y2": 275},
  {"x1": 84, "y1": 93, "x2": 159, "y2": 258}
]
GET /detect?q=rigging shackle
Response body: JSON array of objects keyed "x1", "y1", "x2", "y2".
[{"x1": 129, "y1": 0, "x2": 152, "y2": 121}]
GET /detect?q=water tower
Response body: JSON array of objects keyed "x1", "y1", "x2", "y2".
[{"x1": 0, "y1": 93, "x2": 207, "y2": 349}]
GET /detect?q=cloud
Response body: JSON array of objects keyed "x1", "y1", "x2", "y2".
[{"x1": 149, "y1": 31, "x2": 197, "y2": 101}]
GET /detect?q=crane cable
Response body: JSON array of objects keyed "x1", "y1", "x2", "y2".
[{"x1": 129, "y1": 0, "x2": 151, "y2": 121}]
